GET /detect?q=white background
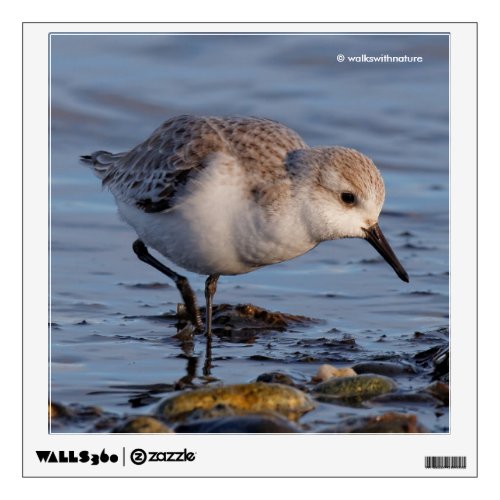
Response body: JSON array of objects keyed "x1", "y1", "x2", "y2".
[
  {"x1": 3, "y1": 0, "x2": 494, "y2": 497},
  {"x1": 24, "y1": 22, "x2": 475, "y2": 478}
]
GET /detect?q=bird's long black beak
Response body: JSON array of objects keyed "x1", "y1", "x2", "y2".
[{"x1": 363, "y1": 223, "x2": 409, "y2": 283}]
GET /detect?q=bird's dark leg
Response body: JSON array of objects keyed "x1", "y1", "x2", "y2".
[
  {"x1": 203, "y1": 334, "x2": 212, "y2": 376},
  {"x1": 204, "y1": 274, "x2": 220, "y2": 338},
  {"x1": 202, "y1": 274, "x2": 219, "y2": 376},
  {"x1": 132, "y1": 239, "x2": 203, "y2": 331}
]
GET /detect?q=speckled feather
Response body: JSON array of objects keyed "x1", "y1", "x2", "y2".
[{"x1": 90, "y1": 115, "x2": 307, "y2": 211}]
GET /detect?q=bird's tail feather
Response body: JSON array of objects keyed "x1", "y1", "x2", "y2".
[{"x1": 80, "y1": 150, "x2": 121, "y2": 179}]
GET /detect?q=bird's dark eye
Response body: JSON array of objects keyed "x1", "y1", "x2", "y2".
[{"x1": 341, "y1": 192, "x2": 356, "y2": 205}]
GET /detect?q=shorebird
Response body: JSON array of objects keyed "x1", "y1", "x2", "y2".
[{"x1": 82, "y1": 115, "x2": 409, "y2": 337}]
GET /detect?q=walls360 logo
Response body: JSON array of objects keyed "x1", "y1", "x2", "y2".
[{"x1": 36, "y1": 449, "x2": 119, "y2": 465}]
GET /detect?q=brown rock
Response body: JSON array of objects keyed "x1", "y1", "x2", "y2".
[
  {"x1": 158, "y1": 382, "x2": 315, "y2": 422},
  {"x1": 113, "y1": 416, "x2": 174, "y2": 433}
]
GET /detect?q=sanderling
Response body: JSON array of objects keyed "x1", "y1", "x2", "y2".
[{"x1": 82, "y1": 115, "x2": 409, "y2": 337}]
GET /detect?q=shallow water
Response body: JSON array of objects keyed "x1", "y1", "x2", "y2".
[{"x1": 49, "y1": 33, "x2": 449, "y2": 432}]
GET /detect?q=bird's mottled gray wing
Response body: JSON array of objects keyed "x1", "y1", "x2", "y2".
[{"x1": 85, "y1": 115, "x2": 307, "y2": 212}]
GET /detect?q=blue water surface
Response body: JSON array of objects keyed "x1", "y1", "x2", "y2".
[{"x1": 49, "y1": 33, "x2": 449, "y2": 432}]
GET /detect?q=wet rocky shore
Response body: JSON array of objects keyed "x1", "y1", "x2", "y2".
[{"x1": 49, "y1": 304, "x2": 449, "y2": 434}]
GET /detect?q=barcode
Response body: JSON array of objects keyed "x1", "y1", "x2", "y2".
[{"x1": 425, "y1": 456, "x2": 467, "y2": 469}]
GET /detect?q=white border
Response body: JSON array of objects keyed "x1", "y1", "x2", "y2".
[{"x1": 23, "y1": 22, "x2": 477, "y2": 477}]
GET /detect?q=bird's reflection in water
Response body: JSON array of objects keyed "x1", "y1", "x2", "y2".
[{"x1": 174, "y1": 326, "x2": 214, "y2": 389}]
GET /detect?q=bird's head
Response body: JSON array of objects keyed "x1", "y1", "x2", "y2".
[{"x1": 288, "y1": 146, "x2": 409, "y2": 283}]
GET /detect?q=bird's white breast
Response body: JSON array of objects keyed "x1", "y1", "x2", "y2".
[{"x1": 116, "y1": 153, "x2": 316, "y2": 276}]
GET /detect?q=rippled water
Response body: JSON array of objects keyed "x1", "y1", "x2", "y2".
[{"x1": 49, "y1": 33, "x2": 449, "y2": 432}]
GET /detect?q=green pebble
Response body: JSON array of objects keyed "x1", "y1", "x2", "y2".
[{"x1": 314, "y1": 374, "x2": 397, "y2": 400}]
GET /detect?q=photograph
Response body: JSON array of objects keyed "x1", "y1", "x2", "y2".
[{"x1": 48, "y1": 31, "x2": 450, "y2": 436}]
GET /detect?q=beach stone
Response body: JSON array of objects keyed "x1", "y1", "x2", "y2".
[
  {"x1": 49, "y1": 402, "x2": 102, "y2": 420},
  {"x1": 255, "y1": 371, "x2": 302, "y2": 388},
  {"x1": 312, "y1": 364, "x2": 357, "y2": 382},
  {"x1": 370, "y1": 392, "x2": 442, "y2": 406},
  {"x1": 431, "y1": 348, "x2": 449, "y2": 382},
  {"x1": 314, "y1": 374, "x2": 396, "y2": 402},
  {"x1": 91, "y1": 416, "x2": 122, "y2": 432},
  {"x1": 352, "y1": 361, "x2": 417, "y2": 377},
  {"x1": 256, "y1": 372, "x2": 294, "y2": 385},
  {"x1": 177, "y1": 303, "x2": 313, "y2": 332},
  {"x1": 323, "y1": 412, "x2": 426, "y2": 433},
  {"x1": 49, "y1": 402, "x2": 72, "y2": 419},
  {"x1": 175, "y1": 413, "x2": 301, "y2": 433},
  {"x1": 113, "y1": 416, "x2": 174, "y2": 433},
  {"x1": 423, "y1": 381, "x2": 449, "y2": 406},
  {"x1": 178, "y1": 404, "x2": 238, "y2": 422},
  {"x1": 49, "y1": 403, "x2": 106, "y2": 431},
  {"x1": 158, "y1": 382, "x2": 315, "y2": 422},
  {"x1": 414, "y1": 344, "x2": 449, "y2": 382}
]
